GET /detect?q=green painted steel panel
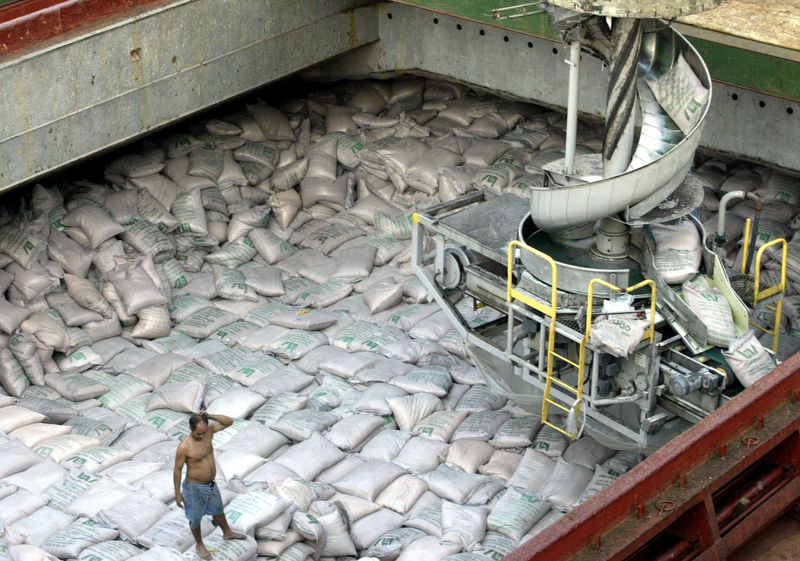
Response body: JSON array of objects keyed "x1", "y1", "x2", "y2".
[
  {"x1": 391, "y1": 0, "x2": 559, "y2": 40},
  {"x1": 392, "y1": 0, "x2": 800, "y2": 101},
  {"x1": 690, "y1": 37, "x2": 800, "y2": 101}
]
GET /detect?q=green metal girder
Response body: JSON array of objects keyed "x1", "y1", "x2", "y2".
[
  {"x1": 391, "y1": 0, "x2": 559, "y2": 40},
  {"x1": 392, "y1": 0, "x2": 800, "y2": 101},
  {"x1": 690, "y1": 36, "x2": 800, "y2": 101}
]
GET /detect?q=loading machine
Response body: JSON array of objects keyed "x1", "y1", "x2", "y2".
[{"x1": 411, "y1": 1, "x2": 789, "y2": 451}]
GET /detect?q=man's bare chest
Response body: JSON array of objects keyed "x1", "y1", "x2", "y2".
[{"x1": 185, "y1": 441, "x2": 213, "y2": 462}]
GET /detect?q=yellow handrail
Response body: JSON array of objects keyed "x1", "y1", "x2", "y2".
[
  {"x1": 741, "y1": 218, "x2": 752, "y2": 275},
  {"x1": 585, "y1": 278, "x2": 658, "y2": 346},
  {"x1": 752, "y1": 237, "x2": 787, "y2": 353},
  {"x1": 754, "y1": 238, "x2": 787, "y2": 302},
  {"x1": 505, "y1": 244, "x2": 658, "y2": 440},
  {"x1": 557, "y1": 278, "x2": 656, "y2": 438},
  {"x1": 506, "y1": 240, "x2": 557, "y2": 316}
]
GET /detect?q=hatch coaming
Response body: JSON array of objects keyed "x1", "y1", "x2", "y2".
[
  {"x1": 0, "y1": 0, "x2": 797, "y2": 195},
  {"x1": 0, "y1": 0, "x2": 379, "y2": 195}
]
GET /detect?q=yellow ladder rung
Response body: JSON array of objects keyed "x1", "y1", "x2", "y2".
[
  {"x1": 550, "y1": 351, "x2": 580, "y2": 369},
  {"x1": 544, "y1": 398, "x2": 570, "y2": 412},
  {"x1": 749, "y1": 323, "x2": 772, "y2": 335},
  {"x1": 548, "y1": 377, "x2": 580, "y2": 394},
  {"x1": 545, "y1": 408, "x2": 570, "y2": 417},
  {"x1": 544, "y1": 421, "x2": 577, "y2": 439},
  {"x1": 756, "y1": 286, "x2": 783, "y2": 301}
]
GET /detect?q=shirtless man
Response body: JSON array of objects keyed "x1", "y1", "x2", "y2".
[{"x1": 174, "y1": 409, "x2": 245, "y2": 559}]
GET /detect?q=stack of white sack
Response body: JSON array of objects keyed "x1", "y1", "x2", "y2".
[
  {"x1": 22, "y1": 74, "x2": 796, "y2": 561},
  {"x1": 696, "y1": 160, "x2": 800, "y2": 353}
]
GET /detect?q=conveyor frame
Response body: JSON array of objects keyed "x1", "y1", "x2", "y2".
[{"x1": 411, "y1": 192, "x2": 666, "y2": 447}]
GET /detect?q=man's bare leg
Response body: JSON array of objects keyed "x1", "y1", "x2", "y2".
[
  {"x1": 211, "y1": 514, "x2": 246, "y2": 540},
  {"x1": 190, "y1": 525, "x2": 211, "y2": 559}
]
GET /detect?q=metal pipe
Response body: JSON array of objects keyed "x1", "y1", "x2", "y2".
[
  {"x1": 537, "y1": 321, "x2": 547, "y2": 379},
  {"x1": 742, "y1": 192, "x2": 764, "y2": 275},
  {"x1": 716, "y1": 465, "x2": 785, "y2": 527},
  {"x1": 651, "y1": 539, "x2": 694, "y2": 561},
  {"x1": 715, "y1": 190, "x2": 746, "y2": 244},
  {"x1": 506, "y1": 306, "x2": 516, "y2": 357},
  {"x1": 611, "y1": 105, "x2": 636, "y2": 175},
  {"x1": 564, "y1": 40, "x2": 581, "y2": 175},
  {"x1": 490, "y1": 1, "x2": 542, "y2": 17},
  {"x1": 590, "y1": 349, "x2": 600, "y2": 405},
  {"x1": 492, "y1": 1, "x2": 540, "y2": 11},
  {"x1": 591, "y1": 391, "x2": 644, "y2": 407}
]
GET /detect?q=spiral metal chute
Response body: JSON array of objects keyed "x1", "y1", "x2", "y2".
[{"x1": 529, "y1": 5, "x2": 715, "y2": 231}]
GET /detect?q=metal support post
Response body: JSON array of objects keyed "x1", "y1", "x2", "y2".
[{"x1": 564, "y1": 40, "x2": 581, "y2": 176}]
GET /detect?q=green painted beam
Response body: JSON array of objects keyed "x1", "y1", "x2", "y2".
[
  {"x1": 690, "y1": 36, "x2": 800, "y2": 101},
  {"x1": 391, "y1": 0, "x2": 559, "y2": 41},
  {"x1": 391, "y1": 0, "x2": 800, "y2": 101}
]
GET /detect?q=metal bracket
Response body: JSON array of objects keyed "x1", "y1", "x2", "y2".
[{"x1": 488, "y1": 2, "x2": 545, "y2": 20}]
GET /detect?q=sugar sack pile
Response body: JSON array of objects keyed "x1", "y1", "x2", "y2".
[
  {"x1": 695, "y1": 161, "x2": 800, "y2": 360},
  {"x1": 0, "y1": 74, "x2": 692, "y2": 561}
]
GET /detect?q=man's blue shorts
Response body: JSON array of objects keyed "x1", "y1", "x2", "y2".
[{"x1": 182, "y1": 480, "x2": 224, "y2": 529}]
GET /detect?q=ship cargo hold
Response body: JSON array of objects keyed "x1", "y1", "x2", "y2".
[{"x1": 0, "y1": 1, "x2": 798, "y2": 560}]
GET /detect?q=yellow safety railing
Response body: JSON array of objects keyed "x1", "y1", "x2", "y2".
[
  {"x1": 547, "y1": 277, "x2": 656, "y2": 439},
  {"x1": 751, "y1": 237, "x2": 787, "y2": 353},
  {"x1": 741, "y1": 217, "x2": 753, "y2": 276},
  {"x1": 585, "y1": 278, "x2": 658, "y2": 346},
  {"x1": 506, "y1": 241, "x2": 567, "y2": 435},
  {"x1": 740, "y1": 218, "x2": 786, "y2": 353},
  {"x1": 507, "y1": 243, "x2": 658, "y2": 440},
  {"x1": 507, "y1": 240, "x2": 557, "y2": 318}
]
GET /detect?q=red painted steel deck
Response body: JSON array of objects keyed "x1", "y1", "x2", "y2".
[
  {"x1": 509, "y1": 353, "x2": 800, "y2": 561},
  {"x1": 0, "y1": 0, "x2": 170, "y2": 59}
]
